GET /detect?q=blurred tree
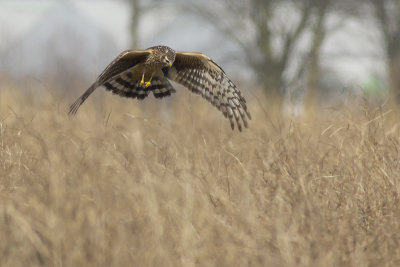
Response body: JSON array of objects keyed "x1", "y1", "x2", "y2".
[
  {"x1": 370, "y1": 0, "x2": 400, "y2": 103},
  {"x1": 185, "y1": 0, "x2": 336, "y2": 109},
  {"x1": 127, "y1": 0, "x2": 162, "y2": 48},
  {"x1": 130, "y1": 0, "x2": 140, "y2": 48},
  {"x1": 252, "y1": 0, "x2": 312, "y2": 99},
  {"x1": 305, "y1": 0, "x2": 331, "y2": 112}
]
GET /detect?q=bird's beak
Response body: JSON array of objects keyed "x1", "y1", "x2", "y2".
[{"x1": 170, "y1": 63, "x2": 172, "y2": 67}]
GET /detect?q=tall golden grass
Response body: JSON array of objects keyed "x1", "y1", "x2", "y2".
[{"x1": 1, "y1": 83, "x2": 400, "y2": 266}]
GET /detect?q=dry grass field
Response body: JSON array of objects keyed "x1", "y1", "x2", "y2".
[{"x1": 1, "y1": 82, "x2": 400, "y2": 266}]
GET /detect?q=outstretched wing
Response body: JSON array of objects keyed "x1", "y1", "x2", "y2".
[
  {"x1": 68, "y1": 50, "x2": 150, "y2": 116},
  {"x1": 167, "y1": 52, "x2": 251, "y2": 131}
]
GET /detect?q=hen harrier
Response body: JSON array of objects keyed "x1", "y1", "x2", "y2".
[{"x1": 69, "y1": 46, "x2": 251, "y2": 131}]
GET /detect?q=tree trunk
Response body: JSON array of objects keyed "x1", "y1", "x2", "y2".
[
  {"x1": 259, "y1": 63, "x2": 284, "y2": 109},
  {"x1": 305, "y1": 2, "x2": 329, "y2": 113},
  {"x1": 389, "y1": 49, "x2": 400, "y2": 103},
  {"x1": 130, "y1": 0, "x2": 140, "y2": 48},
  {"x1": 370, "y1": 0, "x2": 400, "y2": 104}
]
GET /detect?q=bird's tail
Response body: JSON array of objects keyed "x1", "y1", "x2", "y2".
[{"x1": 68, "y1": 84, "x2": 98, "y2": 116}]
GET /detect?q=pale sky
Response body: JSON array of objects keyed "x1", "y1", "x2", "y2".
[
  {"x1": 0, "y1": 0, "x2": 131, "y2": 49},
  {"x1": 0, "y1": 0, "x2": 387, "y2": 87}
]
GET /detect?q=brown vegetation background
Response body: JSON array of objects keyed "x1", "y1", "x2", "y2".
[{"x1": 1, "y1": 82, "x2": 400, "y2": 266}]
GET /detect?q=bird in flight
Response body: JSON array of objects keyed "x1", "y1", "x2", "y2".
[{"x1": 69, "y1": 46, "x2": 251, "y2": 131}]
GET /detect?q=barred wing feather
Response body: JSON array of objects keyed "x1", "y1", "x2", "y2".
[{"x1": 167, "y1": 52, "x2": 251, "y2": 131}]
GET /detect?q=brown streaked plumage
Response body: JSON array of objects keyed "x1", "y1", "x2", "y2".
[{"x1": 69, "y1": 45, "x2": 251, "y2": 131}]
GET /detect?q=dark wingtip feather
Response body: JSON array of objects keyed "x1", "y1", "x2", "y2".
[
  {"x1": 241, "y1": 103, "x2": 251, "y2": 120},
  {"x1": 68, "y1": 84, "x2": 97, "y2": 117},
  {"x1": 230, "y1": 120, "x2": 234, "y2": 131},
  {"x1": 68, "y1": 98, "x2": 82, "y2": 116},
  {"x1": 243, "y1": 119, "x2": 248, "y2": 128}
]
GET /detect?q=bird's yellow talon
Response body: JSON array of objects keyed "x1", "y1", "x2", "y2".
[
  {"x1": 144, "y1": 74, "x2": 154, "y2": 88},
  {"x1": 139, "y1": 73, "x2": 145, "y2": 86}
]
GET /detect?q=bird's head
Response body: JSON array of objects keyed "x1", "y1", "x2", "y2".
[
  {"x1": 162, "y1": 51, "x2": 175, "y2": 67},
  {"x1": 147, "y1": 45, "x2": 176, "y2": 67},
  {"x1": 158, "y1": 46, "x2": 176, "y2": 67},
  {"x1": 162, "y1": 55, "x2": 173, "y2": 67}
]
